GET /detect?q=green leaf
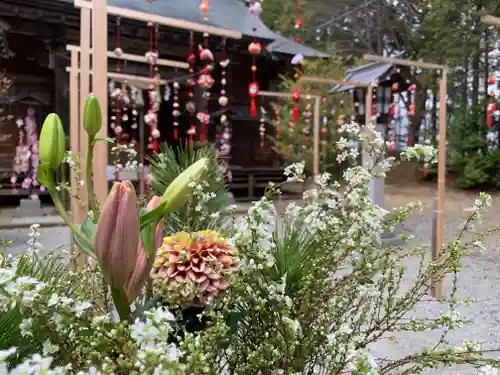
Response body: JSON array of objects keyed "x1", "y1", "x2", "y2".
[
  {"x1": 141, "y1": 224, "x2": 157, "y2": 259},
  {"x1": 73, "y1": 216, "x2": 96, "y2": 256},
  {"x1": 140, "y1": 202, "x2": 167, "y2": 231},
  {"x1": 37, "y1": 165, "x2": 55, "y2": 190},
  {"x1": 93, "y1": 137, "x2": 115, "y2": 144}
]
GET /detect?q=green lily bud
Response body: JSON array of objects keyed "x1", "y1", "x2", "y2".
[
  {"x1": 83, "y1": 95, "x2": 102, "y2": 137},
  {"x1": 39, "y1": 113, "x2": 66, "y2": 169},
  {"x1": 161, "y1": 157, "x2": 209, "y2": 214}
]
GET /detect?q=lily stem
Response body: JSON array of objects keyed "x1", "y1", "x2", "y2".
[
  {"x1": 111, "y1": 287, "x2": 131, "y2": 322},
  {"x1": 49, "y1": 187, "x2": 96, "y2": 259},
  {"x1": 87, "y1": 137, "x2": 100, "y2": 222}
]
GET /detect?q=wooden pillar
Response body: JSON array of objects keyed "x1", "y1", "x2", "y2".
[
  {"x1": 69, "y1": 50, "x2": 84, "y2": 224},
  {"x1": 363, "y1": 84, "x2": 373, "y2": 169},
  {"x1": 313, "y1": 96, "x2": 321, "y2": 179},
  {"x1": 434, "y1": 68, "x2": 447, "y2": 298},
  {"x1": 79, "y1": 7, "x2": 91, "y2": 213},
  {"x1": 92, "y1": 0, "x2": 109, "y2": 205}
]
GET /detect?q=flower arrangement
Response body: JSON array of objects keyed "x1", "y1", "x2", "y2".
[
  {"x1": 151, "y1": 230, "x2": 238, "y2": 308},
  {"x1": 0, "y1": 96, "x2": 499, "y2": 374}
]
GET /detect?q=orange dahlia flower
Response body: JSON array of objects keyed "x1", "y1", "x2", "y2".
[{"x1": 151, "y1": 230, "x2": 238, "y2": 306}]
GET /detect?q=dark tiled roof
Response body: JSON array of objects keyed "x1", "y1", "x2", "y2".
[
  {"x1": 330, "y1": 62, "x2": 393, "y2": 92},
  {"x1": 59, "y1": 0, "x2": 327, "y2": 57}
]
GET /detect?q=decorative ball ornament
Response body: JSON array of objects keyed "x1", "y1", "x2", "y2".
[
  {"x1": 219, "y1": 96, "x2": 228, "y2": 107},
  {"x1": 186, "y1": 101, "x2": 196, "y2": 113},
  {"x1": 200, "y1": 0, "x2": 209, "y2": 21},
  {"x1": 249, "y1": 1, "x2": 262, "y2": 15},
  {"x1": 248, "y1": 41, "x2": 262, "y2": 56},
  {"x1": 200, "y1": 48, "x2": 214, "y2": 61}
]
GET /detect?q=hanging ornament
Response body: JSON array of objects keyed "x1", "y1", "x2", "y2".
[
  {"x1": 423, "y1": 163, "x2": 429, "y2": 177},
  {"x1": 200, "y1": 0, "x2": 209, "y2": 21},
  {"x1": 144, "y1": 22, "x2": 160, "y2": 153},
  {"x1": 295, "y1": 0, "x2": 302, "y2": 43},
  {"x1": 274, "y1": 107, "x2": 280, "y2": 153},
  {"x1": 172, "y1": 81, "x2": 180, "y2": 140},
  {"x1": 408, "y1": 83, "x2": 417, "y2": 116},
  {"x1": 259, "y1": 106, "x2": 266, "y2": 147},
  {"x1": 248, "y1": 1, "x2": 262, "y2": 118},
  {"x1": 186, "y1": 31, "x2": 196, "y2": 147},
  {"x1": 487, "y1": 103, "x2": 497, "y2": 127},
  {"x1": 249, "y1": 81, "x2": 260, "y2": 118},
  {"x1": 218, "y1": 114, "x2": 233, "y2": 182},
  {"x1": 303, "y1": 98, "x2": 312, "y2": 145},
  {"x1": 292, "y1": 89, "x2": 301, "y2": 122},
  {"x1": 321, "y1": 97, "x2": 328, "y2": 154}
]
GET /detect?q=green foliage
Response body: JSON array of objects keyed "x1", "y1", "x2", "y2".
[
  {"x1": 449, "y1": 101, "x2": 500, "y2": 189},
  {"x1": 148, "y1": 143, "x2": 231, "y2": 234},
  {"x1": 270, "y1": 52, "x2": 354, "y2": 177},
  {"x1": 0, "y1": 245, "x2": 85, "y2": 365}
]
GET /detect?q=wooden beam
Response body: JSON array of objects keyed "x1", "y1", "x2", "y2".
[
  {"x1": 65, "y1": 67, "x2": 168, "y2": 85},
  {"x1": 74, "y1": 0, "x2": 242, "y2": 40},
  {"x1": 66, "y1": 45, "x2": 189, "y2": 69},
  {"x1": 364, "y1": 54, "x2": 447, "y2": 71},
  {"x1": 300, "y1": 76, "x2": 372, "y2": 88},
  {"x1": 482, "y1": 14, "x2": 500, "y2": 27}
]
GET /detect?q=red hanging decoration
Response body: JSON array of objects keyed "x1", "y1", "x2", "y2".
[
  {"x1": 292, "y1": 89, "x2": 301, "y2": 122},
  {"x1": 248, "y1": 1, "x2": 262, "y2": 118},
  {"x1": 487, "y1": 103, "x2": 497, "y2": 127},
  {"x1": 249, "y1": 82, "x2": 259, "y2": 119},
  {"x1": 303, "y1": 98, "x2": 312, "y2": 145},
  {"x1": 423, "y1": 162, "x2": 429, "y2": 177}
]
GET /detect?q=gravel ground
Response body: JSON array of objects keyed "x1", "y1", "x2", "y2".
[{"x1": 0, "y1": 185, "x2": 499, "y2": 374}]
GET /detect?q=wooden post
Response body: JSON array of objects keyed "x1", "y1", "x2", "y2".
[
  {"x1": 363, "y1": 84, "x2": 373, "y2": 169},
  {"x1": 79, "y1": 7, "x2": 91, "y2": 214},
  {"x1": 92, "y1": 0, "x2": 109, "y2": 206},
  {"x1": 313, "y1": 96, "x2": 321, "y2": 179},
  {"x1": 434, "y1": 68, "x2": 447, "y2": 298},
  {"x1": 69, "y1": 50, "x2": 83, "y2": 224},
  {"x1": 363, "y1": 54, "x2": 448, "y2": 299}
]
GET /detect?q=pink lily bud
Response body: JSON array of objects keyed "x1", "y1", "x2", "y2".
[
  {"x1": 124, "y1": 196, "x2": 164, "y2": 302},
  {"x1": 95, "y1": 181, "x2": 140, "y2": 289}
]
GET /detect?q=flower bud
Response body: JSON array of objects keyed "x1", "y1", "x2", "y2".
[
  {"x1": 125, "y1": 196, "x2": 164, "y2": 302},
  {"x1": 161, "y1": 157, "x2": 208, "y2": 214},
  {"x1": 95, "y1": 181, "x2": 140, "y2": 289},
  {"x1": 83, "y1": 95, "x2": 102, "y2": 137},
  {"x1": 39, "y1": 113, "x2": 66, "y2": 169}
]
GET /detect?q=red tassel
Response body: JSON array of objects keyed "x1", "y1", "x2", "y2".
[
  {"x1": 152, "y1": 139, "x2": 159, "y2": 153},
  {"x1": 174, "y1": 128, "x2": 178, "y2": 140},
  {"x1": 201, "y1": 123, "x2": 206, "y2": 143},
  {"x1": 424, "y1": 163, "x2": 429, "y2": 177},
  {"x1": 407, "y1": 136, "x2": 413, "y2": 146},
  {"x1": 487, "y1": 113, "x2": 493, "y2": 127},
  {"x1": 293, "y1": 105, "x2": 299, "y2": 122},
  {"x1": 250, "y1": 99, "x2": 257, "y2": 118}
]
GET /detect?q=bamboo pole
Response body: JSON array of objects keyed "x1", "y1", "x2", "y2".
[
  {"x1": 66, "y1": 45, "x2": 189, "y2": 70},
  {"x1": 363, "y1": 84, "x2": 373, "y2": 169},
  {"x1": 434, "y1": 68, "x2": 447, "y2": 299},
  {"x1": 92, "y1": 0, "x2": 109, "y2": 207},
  {"x1": 66, "y1": 68, "x2": 169, "y2": 85},
  {"x1": 74, "y1": 0, "x2": 242, "y2": 39},
  {"x1": 313, "y1": 96, "x2": 321, "y2": 178},
  {"x1": 364, "y1": 54, "x2": 448, "y2": 298},
  {"x1": 300, "y1": 76, "x2": 371, "y2": 88}
]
